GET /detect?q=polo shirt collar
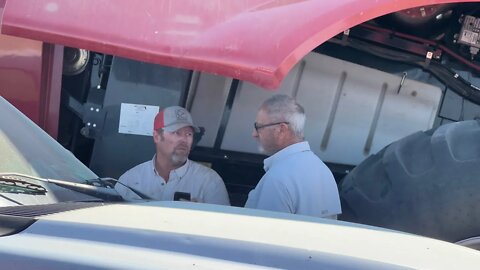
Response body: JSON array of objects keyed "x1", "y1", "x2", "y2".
[
  {"x1": 151, "y1": 155, "x2": 190, "y2": 179},
  {"x1": 172, "y1": 158, "x2": 190, "y2": 179},
  {"x1": 263, "y1": 141, "x2": 310, "y2": 171}
]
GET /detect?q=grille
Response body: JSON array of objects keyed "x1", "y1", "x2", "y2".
[{"x1": 0, "y1": 202, "x2": 106, "y2": 218}]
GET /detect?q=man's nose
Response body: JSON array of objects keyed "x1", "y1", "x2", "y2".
[{"x1": 252, "y1": 129, "x2": 258, "y2": 138}]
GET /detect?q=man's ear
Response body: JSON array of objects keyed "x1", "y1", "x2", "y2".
[
  {"x1": 279, "y1": 122, "x2": 290, "y2": 134},
  {"x1": 193, "y1": 127, "x2": 205, "y2": 148},
  {"x1": 278, "y1": 123, "x2": 293, "y2": 140},
  {"x1": 153, "y1": 129, "x2": 161, "y2": 143}
]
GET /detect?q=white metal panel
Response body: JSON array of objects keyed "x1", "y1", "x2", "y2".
[
  {"x1": 298, "y1": 53, "x2": 441, "y2": 165},
  {"x1": 219, "y1": 53, "x2": 441, "y2": 165},
  {"x1": 190, "y1": 73, "x2": 232, "y2": 147},
  {"x1": 220, "y1": 62, "x2": 304, "y2": 152}
]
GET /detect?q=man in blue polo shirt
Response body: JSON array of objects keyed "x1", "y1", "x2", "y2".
[{"x1": 245, "y1": 95, "x2": 341, "y2": 219}]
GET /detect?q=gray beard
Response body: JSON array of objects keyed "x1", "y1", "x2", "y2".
[{"x1": 171, "y1": 153, "x2": 188, "y2": 166}]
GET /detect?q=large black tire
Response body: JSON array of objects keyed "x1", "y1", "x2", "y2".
[{"x1": 339, "y1": 120, "x2": 480, "y2": 243}]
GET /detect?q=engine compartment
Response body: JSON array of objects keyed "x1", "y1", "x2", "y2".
[{"x1": 54, "y1": 3, "x2": 480, "y2": 208}]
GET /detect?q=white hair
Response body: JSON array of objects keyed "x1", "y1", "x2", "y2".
[{"x1": 260, "y1": 94, "x2": 305, "y2": 139}]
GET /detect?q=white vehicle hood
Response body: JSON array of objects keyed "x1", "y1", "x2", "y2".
[{"x1": 0, "y1": 201, "x2": 479, "y2": 269}]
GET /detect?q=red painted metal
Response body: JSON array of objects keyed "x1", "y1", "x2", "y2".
[
  {"x1": 0, "y1": 34, "x2": 43, "y2": 123},
  {"x1": 0, "y1": 33, "x2": 63, "y2": 138},
  {"x1": 1, "y1": 0, "x2": 476, "y2": 90},
  {"x1": 39, "y1": 44, "x2": 63, "y2": 139},
  {"x1": 0, "y1": 4, "x2": 63, "y2": 139}
]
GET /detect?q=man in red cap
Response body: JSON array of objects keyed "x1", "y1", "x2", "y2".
[{"x1": 115, "y1": 106, "x2": 230, "y2": 205}]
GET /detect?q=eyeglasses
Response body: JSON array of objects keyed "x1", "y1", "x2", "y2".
[{"x1": 254, "y1": 121, "x2": 289, "y2": 132}]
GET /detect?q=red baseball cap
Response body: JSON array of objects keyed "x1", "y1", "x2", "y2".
[{"x1": 154, "y1": 106, "x2": 200, "y2": 133}]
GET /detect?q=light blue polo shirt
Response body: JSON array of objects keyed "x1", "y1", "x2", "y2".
[{"x1": 245, "y1": 141, "x2": 341, "y2": 218}]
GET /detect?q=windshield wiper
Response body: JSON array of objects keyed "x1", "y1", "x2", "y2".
[
  {"x1": 0, "y1": 177, "x2": 47, "y2": 195},
  {"x1": 0, "y1": 173, "x2": 123, "y2": 202},
  {"x1": 87, "y1": 177, "x2": 154, "y2": 200}
]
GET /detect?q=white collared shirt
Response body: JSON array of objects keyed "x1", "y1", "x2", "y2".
[
  {"x1": 245, "y1": 141, "x2": 341, "y2": 218},
  {"x1": 115, "y1": 157, "x2": 230, "y2": 205}
]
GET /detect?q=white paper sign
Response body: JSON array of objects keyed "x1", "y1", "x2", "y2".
[{"x1": 118, "y1": 103, "x2": 159, "y2": 136}]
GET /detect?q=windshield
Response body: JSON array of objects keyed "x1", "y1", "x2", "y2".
[{"x1": 0, "y1": 96, "x2": 97, "y2": 182}]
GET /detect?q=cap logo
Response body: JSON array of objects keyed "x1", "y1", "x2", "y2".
[{"x1": 175, "y1": 108, "x2": 187, "y2": 120}]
